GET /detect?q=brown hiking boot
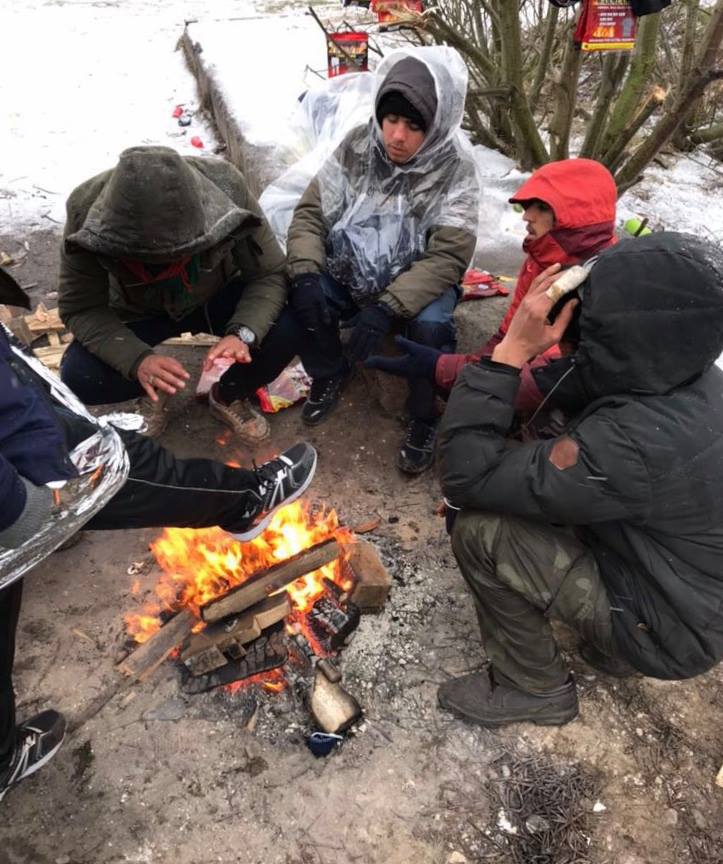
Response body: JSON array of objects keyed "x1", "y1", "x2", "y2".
[
  {"x1": 438, "y1": 667, "x2": 578, "y2": 728},
  {"x1": 209, "y1": 384, "x2": 270, "y2": 445},
  {"x1": 138, "y1": 393, "x2": 173, "y2": 438}
]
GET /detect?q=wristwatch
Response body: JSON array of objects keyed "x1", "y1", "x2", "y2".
[{"x1": 236, "y1": 326, "x2": 256, "y2": 346}]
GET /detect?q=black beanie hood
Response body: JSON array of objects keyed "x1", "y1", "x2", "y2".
[{"x1": 374, "y1": 56, "x2": 437, "y2": 134}]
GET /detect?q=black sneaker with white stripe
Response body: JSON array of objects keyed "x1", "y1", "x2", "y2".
[
  {"x1": 0, "y1": 709, "x2": 66, "y2": 803},
  {"x1": 230, "y1": 443, "x2": 318, "y2": 541}
]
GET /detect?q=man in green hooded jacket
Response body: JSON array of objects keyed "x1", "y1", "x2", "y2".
[{"x1": 58, "y1": 146, "x2": 297, "y2": 442}]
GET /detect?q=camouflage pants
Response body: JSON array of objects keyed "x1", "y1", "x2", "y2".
[{"x1": 452, "y1": 511, "x2": 615, "y2": 693}]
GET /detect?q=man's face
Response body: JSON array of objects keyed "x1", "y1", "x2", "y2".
[
  {"x1": 522, "y1": 200, "x2": 555, "y2": 238},
  {"x1": 381, "y1": 115, "x2": 426, "y2": 164}
]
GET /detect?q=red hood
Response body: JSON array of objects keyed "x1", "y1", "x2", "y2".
[{"x1": 510, "y1": 158, "x2": 617, "y2": 230}]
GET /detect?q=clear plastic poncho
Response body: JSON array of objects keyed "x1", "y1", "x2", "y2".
[
  {"x1": 261, "y1": 46, "x2": 480, "y2": 300},
  {"x1": 320, "y1": 47, "x2": 479, "y2": 300}
]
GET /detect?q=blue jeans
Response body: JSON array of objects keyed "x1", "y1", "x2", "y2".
[
  {"x1": 60, "y1": 278, "x2": 301, "y2": 406},
  {"x1": 301, "y1": 275, "x2": 459, "y2": 422}
]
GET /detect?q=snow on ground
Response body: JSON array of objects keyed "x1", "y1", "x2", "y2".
[
  {"x1": 1, "y1": 0, "x2": 721, "y2": 257},
  {"x1": 0, "y1": 0, "x2": 249, "y2": 229}
]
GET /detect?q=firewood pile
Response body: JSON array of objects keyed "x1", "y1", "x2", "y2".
[
  {"x1": 0, "y1": 296, "x2": 219, "y2": 371},
  {"x1": 119, "y1": 537, "x2": 391, "y2": 735}
]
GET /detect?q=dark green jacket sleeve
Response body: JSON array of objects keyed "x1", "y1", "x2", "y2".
[
  {"x1": 439, "y1": 361, "x2": 652, "y2": 524},
  {"x1": 58, "y1": 239, "x2": 153, "y2": 380},
  {"x1": 379, "y1": 225, "x2": 476, "y2": 317},
  {"x1": 224, "y1": 187, "x2": 288, "y2": 344},
  {"x1": 286, "y1": 176, "x2": 327, "y2": 279}
]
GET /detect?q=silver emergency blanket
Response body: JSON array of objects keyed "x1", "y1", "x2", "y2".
[
  {"x1": 0, "y1": 335, "x2": 129, "y2": 590},
  {"x1": 260, "y1": 46, "x2": 481, "y2": 300}
]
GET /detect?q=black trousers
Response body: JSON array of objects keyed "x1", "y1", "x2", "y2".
[
  {"x1": 0, "y1": 427, "x2": 269, "y2": 768},
  {"x1": 59, "y1": 278, "x2": 304, "y2": 406}
]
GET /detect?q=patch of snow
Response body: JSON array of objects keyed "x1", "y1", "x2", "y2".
[{"x1": 619, "y1": 154, "x2": 723, "y2": 244}]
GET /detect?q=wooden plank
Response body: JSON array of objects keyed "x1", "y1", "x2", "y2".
[
  {"x1": 24, "y1": 302, "x2": 65, "y2": 333},
  {"x1": 117, "y1": 609, "x2": 196, "y2": 680},
  {"x1": 181, "y1": 593, "x2": 291, "y2": 676},
  {"x1": 201, "y1": 538, "x2": 340, "y2": 623},
  {"x1": 348, "y1": 539, "x2": 391, "y2": 612},
  {"x1": 162, "y1": 331, "x2": 219, "y2": 347},
  {"x1": 33, "y1": 344, "x2": 67, "y2": 370}
]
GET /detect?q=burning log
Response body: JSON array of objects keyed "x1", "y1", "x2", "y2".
[
  {"x1": 347, "y1": 539, "x2": 391, "y2": 612},
  {"x1": 118, "y1": 609, "x2": 196, "y2": 680},
  {"x1": 200, "y1": 538, "x2": 340, "y2": 623},
  {"x1": 308, "y1": 595, "x2": 360, "y2": 652},
  {"x1": 181, "y1": 593, "x2": 291, "y2": 677},
  {"x1": 182, "y1": 625, "x2": 288, "y2": 695}
]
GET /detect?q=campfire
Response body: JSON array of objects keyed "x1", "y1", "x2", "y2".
[{"x1": 120, "y1": 502, "x2": 390, "y2": 735}]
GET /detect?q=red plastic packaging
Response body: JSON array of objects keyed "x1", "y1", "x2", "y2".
[
  {"x1": 190, "y1": 136, "x2": 204, "y2": 149},
  {"x1": 172, "y1": 104, "x2": 184, "y2": 118}
]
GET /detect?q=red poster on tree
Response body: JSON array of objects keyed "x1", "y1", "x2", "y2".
[{"x1": 574, "y1": 0, "x2": 638, "y2": 52}]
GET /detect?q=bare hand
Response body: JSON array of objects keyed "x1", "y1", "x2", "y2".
[
  {"x1": 492, "y1": 263, "x2": 578, "y2": 368},
  {"x1": 136, "y1": 354, "x2": 190, "y2": 401},
  {"x1": 203, "y1": 335, "x2": 251, "y2": 371}
]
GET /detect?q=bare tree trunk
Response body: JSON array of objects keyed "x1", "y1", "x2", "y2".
[
  {"x1": 580, "y1": 53, "x2": 629, "y2": 159},
  {"x1": 672, "y1": 0, "x2": 704, "y2": 148},
  {"x1": 548, "y1": 29, "x2": 583, "y2": 161},
  {"x1": 600, "y1": 14, "x2": 661, "y2": 160},
  {"x1": 606, "y1": 86, "x2": 667, "y2": 173},
  {"x1": 615, "y1": 0, "x2": 723, "y2": 192},
  {"x1": 529, "y1": 5, "x2": 559, "y2": 105},
  {"x1": 496, "y1": 0, "x2": 549, "y2": 167}
]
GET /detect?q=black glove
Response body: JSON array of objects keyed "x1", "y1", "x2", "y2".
[
  {"x1": 289, "y1": 273, "x2": 332, "y2": 333},
  {"x1": 364, "y1": 335, "x2": 441, "y2": 382},
  {"x1": 348, "y1": 303, "x2": 394, "y2": 363}
]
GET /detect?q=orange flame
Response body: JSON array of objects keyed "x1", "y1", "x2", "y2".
[{"x1": 125, "y1": 501, "x2": 353, "y2": 647}]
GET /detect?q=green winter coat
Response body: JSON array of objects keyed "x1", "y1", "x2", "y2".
[{"x1": 58, "y1": 147, "x2": 287, "y2": 379}]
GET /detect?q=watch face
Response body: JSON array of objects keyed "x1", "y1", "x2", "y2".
[{"x1": 238, "y1": 327, "x2": 255, "y2": 345}]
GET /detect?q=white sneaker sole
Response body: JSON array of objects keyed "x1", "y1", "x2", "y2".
[{"x1": 230, "y1": 447, "x2": 318, "y2": 542}]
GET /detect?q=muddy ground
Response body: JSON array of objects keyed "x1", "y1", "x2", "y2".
[{"x1": 1, "y1": 230, "x2": 722, "y2": 864}]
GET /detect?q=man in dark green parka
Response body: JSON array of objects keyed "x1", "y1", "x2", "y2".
[
  {"x1": 58, "y1": 146, "x2": 296, "y2": 442},
  {"x1": 438, "y1": 233, "x2": 723, "y2": 728}
]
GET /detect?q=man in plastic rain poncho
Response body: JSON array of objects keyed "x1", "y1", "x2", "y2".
[
  {"x1": 285, "y1": 47, "x2": 480, "y2": 475},
  {"x1": 0, "y1": 267, "x2": 317, "y2": 802},
  {"x1": 57, "y1": 146, "x2": 294, "y2": 445}
]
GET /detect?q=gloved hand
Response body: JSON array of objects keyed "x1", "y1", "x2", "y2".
[
  {"x1": 289, "y1": 273, "x2": 332, "y2": 333},
  {"x1": 365, "y1": 335, "x2": 441, "y2": 382},
  {"x1": 348, "y1": 303, "x2": 394, "y2": 363}
]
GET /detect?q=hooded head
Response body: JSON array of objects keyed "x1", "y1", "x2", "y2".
[
  {"x1": 65, "y1": 146, "x2": 248, "y2": 263},
  {"x1": 375, "y1": 57, "x2": 437, "y2": 163},
  {"x1": 510, "y1": 159, "x2": 618, "y2": 261},
  {"x1": 537, "y1": 233, "x2": 723, "y2": 406},
  {"x1": 372, "y1": 47, "x2": 468, "y2": 165}
]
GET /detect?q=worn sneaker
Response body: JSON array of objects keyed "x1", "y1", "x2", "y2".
[
  {"x1": 302, "y1": 370, "x2": 348, "y2": 426},
  {"x1": 438, "y1": 668, "x2": 578, "y2": 728},
  {"x1": 0, "y1": 709, "x2": 66, "y2": 803},
  {"x1": 397, "y1": 419, "x2": 437, "y2": 475},
  {"x1": 230, "y1": 443, "x2": 318, "y2": 541},
  {"x1": 209, "y1": 384, "x2": 270, "y2": 445}
]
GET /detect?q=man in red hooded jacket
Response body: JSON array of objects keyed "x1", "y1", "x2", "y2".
[{"x1": 366, "y1": 159, "x2": 618, "y2": 413}]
